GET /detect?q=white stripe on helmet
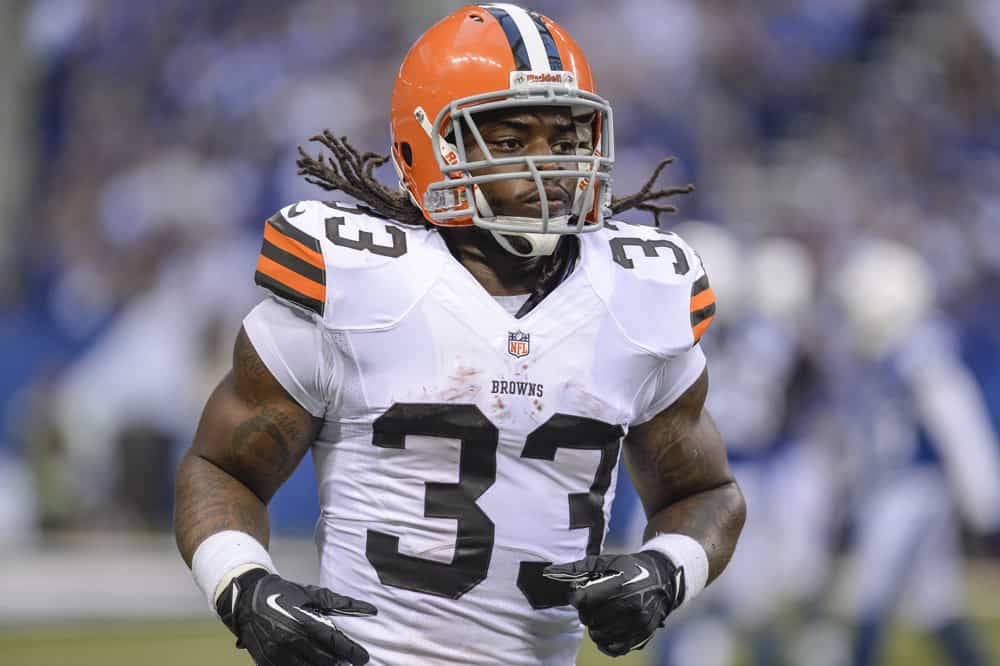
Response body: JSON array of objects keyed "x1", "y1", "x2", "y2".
[{"x1": 487, "y1": 3, "x2": 551, "y2": 72}]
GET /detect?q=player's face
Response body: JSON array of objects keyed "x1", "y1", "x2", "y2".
[{"x1": 463, "y1": 106, "x2": 583, "y2": 219}]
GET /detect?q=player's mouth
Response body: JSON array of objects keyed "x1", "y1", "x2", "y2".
[{"x1": 520, "y1": 187, "x2": 571, "y2": 216}]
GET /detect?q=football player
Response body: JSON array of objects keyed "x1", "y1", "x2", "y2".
[
  {"x1": 174, "y1": 4, "x2": 745, "y2": 665},
  {"x1": 831, "y1": 239, "x2": 1000, "y2": 666}
]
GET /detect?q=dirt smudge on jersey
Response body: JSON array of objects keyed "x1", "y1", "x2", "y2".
[
  {"x1": 451, "y1": 365, "x2": 482, "y2": 382},
  {"x1": 489, "y1": 393, "x2": 517, "y2": 424},
  {"x1": 411, "y1": 363, "x2": 483, "y2": 403},
  {"x1": 439, "y1": 364, "x2": 483, "y2": 402}
]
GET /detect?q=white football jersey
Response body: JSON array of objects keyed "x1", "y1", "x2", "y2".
[{"x1": 242, "y1": 201, "x2": 714, "y2": 665}]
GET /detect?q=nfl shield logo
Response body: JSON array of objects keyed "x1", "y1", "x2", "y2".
[{"x1": 508, "y1": 331, "x2": 530, "y2": 358}]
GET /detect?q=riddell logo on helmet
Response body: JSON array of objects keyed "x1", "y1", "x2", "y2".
[
  {"x1": 510, "y1": 70, "x2": 577, "y2": 89},
  {"x1": 526, "y1": 73, "x2": 562, "y2": 83}
]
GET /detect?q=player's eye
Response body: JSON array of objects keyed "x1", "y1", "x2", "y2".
[
  {"x1": 551, "y1": 140, "x2": 578, "y2": 155},
  {"x1": 490, "y1": 138, "x2": 524, "y2": 153}
]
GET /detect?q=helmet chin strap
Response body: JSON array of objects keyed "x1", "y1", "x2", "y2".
[
  {"x1": 491, "y1": 231, "x2": 561, "y2": 257},
  {"x1": 474, "y1": 187, "x2": 561, "y2": 257}
]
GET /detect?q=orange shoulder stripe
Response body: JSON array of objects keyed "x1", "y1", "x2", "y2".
[
  {"x1": 693, "y1": 315, "x2": 714, "y2": 343},
  {"x1": 264, "y1": 222, "x2": 325, "y2": 270},
  {"x1": 256, "y1": 254, "x2": 326, "y2": 302},
  {"x1": 690, "y1": 287, "x2": 716, "y2": 312}
]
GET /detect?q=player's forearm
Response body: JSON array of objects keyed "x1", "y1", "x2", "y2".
[
  {"x1": 174, "y1": 451, "x2": 271, "y2": 568},
  {"x1": 642, "y1": 479, "x2": 745, "y2": 582}
]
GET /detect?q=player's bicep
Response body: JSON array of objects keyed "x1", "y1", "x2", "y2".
[
  {"x1": 624, "y1": 369, "x2": 734, "y2": 517},
  {"x1": 190, "y1": 327, "x2": 321, "y2": 504}
]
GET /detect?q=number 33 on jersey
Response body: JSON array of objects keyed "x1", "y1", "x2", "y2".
[{"x1": 244, "y1": 200, "x2": 715, "y2": 665}]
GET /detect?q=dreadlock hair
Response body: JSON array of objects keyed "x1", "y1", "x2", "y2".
[
  {"x1": 608, "y1": 157, "x2": 695, "y2": 227},
  {"x1": 296, "y1": 131, "x2": 694, "y2": 228},
  {"x1": 296, "y1": 131, "x2": 425, "y2": 225}
]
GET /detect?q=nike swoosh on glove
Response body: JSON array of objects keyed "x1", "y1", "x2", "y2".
[
  {"x1": 216, "y1": 568, "x2": 377, "y2": 666},
  {"x1": 543, "y1": 551, "x2": 685, "y2": 657}
]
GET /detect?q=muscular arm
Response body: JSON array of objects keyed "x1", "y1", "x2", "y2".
[
  {"x1": 174, "y1": 327, "x2": 322, "y2": 567},
  {"x1": 624, "y1": 368, "x2": 745, "y2": 582}
]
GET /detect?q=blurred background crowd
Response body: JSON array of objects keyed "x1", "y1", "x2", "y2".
[{"x1": 1, "y1": 0, "x2": 998, "y2": 664}]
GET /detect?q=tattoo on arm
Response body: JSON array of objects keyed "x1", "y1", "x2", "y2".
[
  {"x1": 625, "y1": 369, "x2": 746, "y2": 581},
  {"x1": 174, "y1": 452, "x2": 271, "y2": 567},
  {"x1": 231, "y1": 414, "x2": 293, "y2": 473},
  {"x1": 174, "y1": 328, "x2": 321, "y2": 567}
]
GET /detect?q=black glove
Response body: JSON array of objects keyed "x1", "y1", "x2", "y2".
[
  {"x1": 216, "y1": 568, "x2": 377, "y2": 666},
  {"x1": 543, "y1": 551, "x2": 685, "y2": 657}
]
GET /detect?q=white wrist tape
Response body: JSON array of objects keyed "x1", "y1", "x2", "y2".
[
  {"x1": 641, "y1": 533, "x2": 710, "y2": 606},
  {"x1": 191, "y1": 530, "x2": 277, "y2": 609}
]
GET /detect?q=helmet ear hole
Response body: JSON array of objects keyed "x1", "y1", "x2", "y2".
[{"x1": 400, "y1": 142, "x2": 413, "y2": 167}]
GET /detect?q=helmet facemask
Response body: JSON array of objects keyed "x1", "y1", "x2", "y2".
[{"x1": 417, "y1": 73, "x2": 614, "y2": 248}]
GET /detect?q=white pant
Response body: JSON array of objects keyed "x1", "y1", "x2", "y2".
[{"x1": 839, "y1": 467, "x2": 963, "y2": 629}]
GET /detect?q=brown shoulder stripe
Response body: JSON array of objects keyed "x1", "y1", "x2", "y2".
[
  {"x1": 255, "y1": 271, "x2": 325, "y2": 316},
  {"x1": 261, "y1": 228, "x2": 325, "y2": 285},
  {"x1": 269, "y1": 211, "x2": 321, "y2": 249},
  {"x1": 690, "y1": 273, "x2": 716, "y2": 342},
  {"x1": 691, "y1": 274, "x2": 711, "y2": 296},
  {"x1": 254, "y1": 213, "x2": 326, "y2": 316}
]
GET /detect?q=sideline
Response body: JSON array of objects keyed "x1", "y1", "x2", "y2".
[{"x1": 0, "y1": 534, "x2": 320, "y2": 625}]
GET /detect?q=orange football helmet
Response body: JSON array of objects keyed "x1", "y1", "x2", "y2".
[{"x1": 390, "y1": 3, "x2": 614, "y2": 245}]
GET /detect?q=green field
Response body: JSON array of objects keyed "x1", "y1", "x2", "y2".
[
  {"x1": 1, "y1": 617, "x2": 998, "y2": 666},
  {"x1": 1, "y1": 564, "x2": 997, "y2": 666},
  {"x1": 0, "y1": 621, "x2": 630, "y2": 665}
]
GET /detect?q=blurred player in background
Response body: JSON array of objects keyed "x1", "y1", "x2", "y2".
[
  {"x1": 830, "y1": 239, "x2": 1000, "y2": 666},
  {"x1": 618, "y1": 225, "x2": 836, "y2": 666},
  {"x1": 173, "y1": 4, "x2": 744, "y2": 665}
]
